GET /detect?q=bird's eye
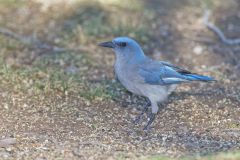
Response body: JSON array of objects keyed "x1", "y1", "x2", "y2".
[{"x1": 118, "y1": 42, "x2": 127, "y2": 47}]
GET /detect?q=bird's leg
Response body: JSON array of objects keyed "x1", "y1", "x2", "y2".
[
  {"x1": 133, "y1": 99, "x2": 151, "y2": 124},
  {"x1": 143, "y1": 113, "x2": 156, "y2": 131},
  {"x1": 143, "y1": 101, "x2": 158, "y2": 131}
]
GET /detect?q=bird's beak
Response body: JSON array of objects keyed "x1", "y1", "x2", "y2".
[{"x1": 98, "y1": 41, "x2": 114, "y2": 48}]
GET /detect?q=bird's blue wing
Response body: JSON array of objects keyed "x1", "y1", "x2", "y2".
[
  {"x1": 138, "y1": 61, "x2": 215, "y2": 85},
  {"x1": 138, "y1": 68, "x2": 165, "y2": 85},
  {"x1": 160, "y1": 61, "x2": 192, "y2": 74},
  {"x1": 138, "y1": 64, "x2": 188, "y2": 85}
]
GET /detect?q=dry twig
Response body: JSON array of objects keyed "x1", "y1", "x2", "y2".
[
  {"x1": 0, "y1": 27, "x2": 67, "y2": 52},
  {"x1": 203, "y1": 10, "x2": 240, "y2": 45},
  {"x1": 0, "y1": 27, "x2": 95, "y2": 64}
]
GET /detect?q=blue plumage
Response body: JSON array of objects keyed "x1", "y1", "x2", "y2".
[
  {"x1": 183, "y1": 73, "x2": 215, "y2": 82},
  {"x1": 98, "y1": 37, "x2": 215, "y2": 130},
  {"x1": 138, "y1": 62, "x2": 215, "y2": 85}
]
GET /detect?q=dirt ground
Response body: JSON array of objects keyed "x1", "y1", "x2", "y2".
[{"x1": 0, "y1": 0, "x2": 240, "y2": 159}]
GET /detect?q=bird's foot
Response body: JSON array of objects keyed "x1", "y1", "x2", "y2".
[
  {"x1": 133, "y1": 111, "x2": 145, "y2": 124},
  {"x1": 143, "y1": 113, "x2": 156, "y2": 131},
  {"x1": 133, "y1": 101, "x2": 151, "y2": 124}
]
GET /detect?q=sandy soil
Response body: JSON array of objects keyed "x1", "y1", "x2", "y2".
[{"x1": 0, "y1": 0, "x2": 240, "y2": 159}]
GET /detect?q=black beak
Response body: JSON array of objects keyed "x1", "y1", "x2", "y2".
[{"x1": 98, "y1": 41, "x2": 114, "y2": 48}]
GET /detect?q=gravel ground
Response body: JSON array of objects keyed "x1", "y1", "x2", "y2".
[{"x1": 0, "y1": 0, "x2": 240, "y2": 159}]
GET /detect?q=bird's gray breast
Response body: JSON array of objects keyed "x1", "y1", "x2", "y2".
[{"x1": 114, "y1": 60, "x2": 142, "y2": 95}]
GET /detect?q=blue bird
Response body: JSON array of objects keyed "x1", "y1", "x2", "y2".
[{"x1": 98, "y1": 37, "x2": 215, "y2": 131}]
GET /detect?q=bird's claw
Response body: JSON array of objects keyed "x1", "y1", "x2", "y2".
[
  {"x1": 132, "y1": 101, "x2": 150, "y2": 125},
  {"x1": 143, "y1": 113, "x2": 156, "y2": 131},
  {"x1": 133, "y1": 114, "x2": 143, "y2": 124},
  {"x1": 132, "y1": 110, "x2": 146, "y2": 124}
]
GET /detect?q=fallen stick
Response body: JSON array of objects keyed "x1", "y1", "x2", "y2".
[
  {"x1": 0, "y1": 27, "x2": 67, "y2": 52},
  {"x1": 0, "y1": 138, "x2": 17, "y2": 147},
  {"x1": 203, "y1": 10, "x2": 240, "y2": 45}
]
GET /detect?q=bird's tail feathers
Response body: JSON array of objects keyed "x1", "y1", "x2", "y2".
[{"x1": 184, "y1": 73, "x2": 215, "y2": 82}]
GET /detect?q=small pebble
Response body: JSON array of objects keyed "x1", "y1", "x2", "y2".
[
  {"x1": 193, "y1": 46, "x2": 203, "y2": 55},
  {"x1": 0, "y1": 138, "x2": 17, "y2": 148}
]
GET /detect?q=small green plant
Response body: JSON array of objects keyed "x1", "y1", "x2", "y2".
[
  {"x1": 79, "y1": 84, "x2": 112, "y2": 101},
  {"x1": 0, "y1": 0, "x2": 24, "y2": 7}
]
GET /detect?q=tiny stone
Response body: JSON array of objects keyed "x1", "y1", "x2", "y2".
[
  {"x1": 0, "y1": 138, "x2": 17, "y2": 148},
  {"x1": 65, "y1": 65, "x2": 79, "y2": 74},
  {"x1": 193, "y1": 46, "x2": 203, "y2": 55},
  {"x1": 4, "y1": 104, "x2": 8, "y2": 109},
  {"x1": 0, "y1": 151, "x2": 10, "y2": 158}
]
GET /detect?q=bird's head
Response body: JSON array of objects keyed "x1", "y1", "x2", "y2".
[{"x1": 98, "y1": 37, "x2": 145, "y2": 61}]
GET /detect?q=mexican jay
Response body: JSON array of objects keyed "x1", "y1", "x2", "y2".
[{"x1": 98, "y1": 37, "x2": 215, "y2": 131}]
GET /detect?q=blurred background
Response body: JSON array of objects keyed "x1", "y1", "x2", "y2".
[{"x1": 0, "y1": 0, "x2": 240, "y2": 159}]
